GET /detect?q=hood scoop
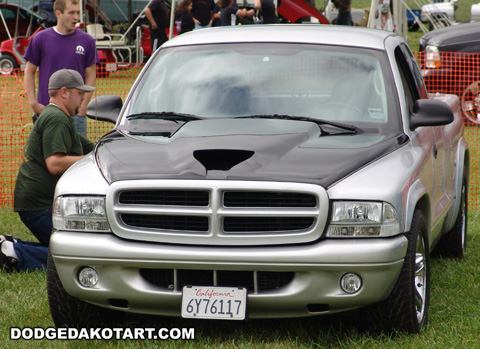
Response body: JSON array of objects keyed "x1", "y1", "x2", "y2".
[{"x1": 194, "y1": 149, "x2": 254, "y2": 171}]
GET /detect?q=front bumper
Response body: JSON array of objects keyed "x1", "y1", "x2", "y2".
[{"x1": 50, "y1": 231, "x2": 408, "y2": 319}]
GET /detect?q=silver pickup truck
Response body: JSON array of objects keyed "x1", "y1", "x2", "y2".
[{"x1": 47, "y1": 24, "x2": 469, "y2": 334}]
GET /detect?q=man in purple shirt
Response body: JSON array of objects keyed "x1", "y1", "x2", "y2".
[{"x1": 24, "y1": 0, "x2": 97, "y2": 136}]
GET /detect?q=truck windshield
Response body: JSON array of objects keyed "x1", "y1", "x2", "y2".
[{"x1": 123, "y1": 43, "x2": 400, "y2": 133}]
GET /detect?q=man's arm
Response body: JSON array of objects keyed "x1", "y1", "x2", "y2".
[
  {"x1": 24, "y1": 61, "x2": 45, "y2": 115},
  {"x1": 77, "y1": 63, "x2": 96, "y2": 117},
  {"x1": 145, "y1": 7, "x2": 158, "y2": 29},
  {"x1": 45, "y1": 153, "x2": 85, "y2": 176}
]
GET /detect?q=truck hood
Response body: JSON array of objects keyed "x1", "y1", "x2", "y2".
[
  {"x1": 95, "y1": 118, "x2": 405, "y2": 188},
  {"x1": 419, "y1": 21, "x2": 480, "y2": 51}
]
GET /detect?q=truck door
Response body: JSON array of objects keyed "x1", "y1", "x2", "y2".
[{"x1": 395, "y1": 44, "x2": 454, "y2": 237}]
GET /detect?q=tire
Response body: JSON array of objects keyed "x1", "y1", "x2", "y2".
[
  {"x1": 47, "y1": 252, "x2": 125, "y2": 328},
  {"x1": 363, "y1": 210, "x2": 430, "y2": 334},
  {"x1": 0, "y1": 54, "x2": 19, "y2": 75},
  {"x1": 461, "y1": 81, "x2": 480, "y2": 125},
  {"x1": 408, "y1": 22, "x2": 419, "y2": 32},
  {"x1": 432, "y1": 167, "x2": 468, "y2": 258}
]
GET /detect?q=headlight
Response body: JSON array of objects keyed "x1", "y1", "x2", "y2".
[
  {"x1": 326, "y1": 201, "x2": 399, "y2": 237},
  {"x1": 53, "y1": 196, "x2": 111, "y2": 232},
  {"x1": 425, "y1": 45, "x2": 441, "y2": 69}
]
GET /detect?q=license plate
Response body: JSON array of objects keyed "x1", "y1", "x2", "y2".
[{"x1": 181, "y1": 286, "x2": 247, "y2": 320}]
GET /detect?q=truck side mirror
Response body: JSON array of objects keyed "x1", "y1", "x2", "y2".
[
  {"x1": 409, "y1": 99, "x2": 454, "y2": 131},
  {"x1": 86, "y1": 95, "x2": 122, "y2": 124}
]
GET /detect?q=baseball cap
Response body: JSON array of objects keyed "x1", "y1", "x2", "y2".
[{"x1": 48, "y1": 69, "x2": 95, "y2": 92}]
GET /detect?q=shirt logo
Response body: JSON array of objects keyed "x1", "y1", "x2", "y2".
[{"x1": 75, "y1": 45, "x2": 85, "y2": 55}]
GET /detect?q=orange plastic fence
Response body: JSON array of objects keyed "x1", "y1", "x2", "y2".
[{"x1": 0, "y1": 54, "x2": 478, "y2": 209}]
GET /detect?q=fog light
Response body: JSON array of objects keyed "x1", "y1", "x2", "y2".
[
  {"x1": 78, "y1": 267, "x2": 98, "y2": 287},
  {"x1": 340, "y1": 273, "x2": 362, "y2": 294}
]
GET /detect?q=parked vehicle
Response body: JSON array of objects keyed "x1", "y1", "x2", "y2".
[
  {"x1": 0, "y1": 4, "x2": 49, "y2": 74},
  {"x1": 0, "y1": 3, "x2": 50, "y2": 43},
  {"x1": 47, "y1": 25, "x2": 468, "y2": 334},
  {"x1": 420, "y1": 0, "x2": 457, "y2": 29},
  {"x1": 30, "y1": 0, "x2": 56, "y2": 24},
  {"x1": 0, "y1": 1, "x2": 118, "y2": 76},
  {"x1": 275, "y1": 0, "x2": 329, "y2": 24},
  {"x1": 407, "y1": 8, "x2": 422, "y2": 31},
  {"x1": 471, "y1": 2, "x2": 480, "y2": 21},
  {"x1": 419, "y1": 21, "x2": 480, "y2": 124}
]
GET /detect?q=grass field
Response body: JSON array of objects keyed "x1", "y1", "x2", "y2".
[{"x1": 1, "y1": 207, "x2": 479, "y2": 347}]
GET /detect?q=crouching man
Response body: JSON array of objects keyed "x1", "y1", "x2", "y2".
[{"x1": 1, "y1": 69, "x2": 95, "y2": 272}]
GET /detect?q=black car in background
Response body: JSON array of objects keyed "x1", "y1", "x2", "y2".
[{"x1": 419, "y1": 21, "x2": 480, "y2": 124}]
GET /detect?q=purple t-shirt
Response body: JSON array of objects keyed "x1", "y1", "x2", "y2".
[{"x1": 24, "y1": 28, "x2": 98, "y2": 106}]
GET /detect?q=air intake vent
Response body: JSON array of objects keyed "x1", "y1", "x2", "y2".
[
  {"x1": 194, "y1": 149, "x2": 254, "y2": 171},
  {"x1": 119, "y1": 190, "x2": 209, "y2": 206},
  {"x1": 140, "y1": 269, "x2": 294, "y2": 293},
  {"x1": 224, "y1": 191, "x2": 317, "y2": 207}
]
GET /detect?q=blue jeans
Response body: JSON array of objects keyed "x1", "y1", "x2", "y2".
[
  {"x1": 13, "y1": 210, "x2": 52, "y2": 271},
  {"x1": 336, "y1": 12, "x2": 353, "y2": 26},
  {"x1": 195, "y1": 23, "x2": 211, "y2": 30},
  {"x1": 73, "y1": 115, "x2": 87, "y2": 136}
]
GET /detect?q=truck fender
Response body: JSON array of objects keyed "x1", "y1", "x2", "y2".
[{"x1": 404, "y1": 179, "x2": 430, "y2": 234}]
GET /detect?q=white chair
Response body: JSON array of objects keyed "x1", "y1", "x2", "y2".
[{"x1": 86, "y1": 24, "x2": 132, "y2": 64}]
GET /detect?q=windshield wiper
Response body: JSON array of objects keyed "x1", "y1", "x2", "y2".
[
  {"x1": 237, "y1": 114, "x2": 363, "y2": 135},
  {"x1": 126, "y1": 112, "x2": 204, "y2": 122}
]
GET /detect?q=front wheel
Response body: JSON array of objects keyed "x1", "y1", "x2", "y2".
[
  {"x1": 47, "y1": 252, "x2": 125, "y2": 328},
  {"x1": 363, "y1": 210, "x2": 430, "y2": 334},
  {"x1": 0, "y1": 54, "x2": 19, "y2": 75}
]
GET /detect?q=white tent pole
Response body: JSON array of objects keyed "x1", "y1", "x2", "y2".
[{"x1": 169, "y1": 0, "x2": 176, "y2": 39}]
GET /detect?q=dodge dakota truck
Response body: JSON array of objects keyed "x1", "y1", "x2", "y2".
[{"x1": 47, "y1": 24, "x2": 469, "y2": 334}]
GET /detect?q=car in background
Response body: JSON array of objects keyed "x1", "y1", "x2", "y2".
[
  {"x1": 0, "y1": 3, "x2": 48, "y2": 43},
  {"x1": 471, "y1": 2, "x2": 480, "y2": 21},
  {"x1": 418, "y1": 21, "x2": 480, "y2": 124},
  {"x1": 420, "y1": 0, "x2": 457, "y2": 28},
  {"x1": 30, "y1": 0, "x2": 56, "y2": 24}
]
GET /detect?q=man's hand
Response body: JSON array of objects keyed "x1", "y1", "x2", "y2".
[{"x1": 31, "y1": 102, "x2": 46, "y2": 116}]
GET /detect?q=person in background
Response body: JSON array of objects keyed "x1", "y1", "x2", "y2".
[
  {"x1": 212, "y1": 0, "x2": 224, "y2": 27},
  {"x1": 192, "y1": 0, "x2": 215, "y2": 29},
  {"x1": 254, "y1": 0, "x2": 279, "y2": 24},
  {"x1": 0, "y1": 69, "x2": 95, "y2": 273},
  {"x1": 175, "y1": 0, "x2": 196, "y2": 34},
  {"x1": 145, "y1": 0, "x2": 169, "y2": 51},
  {"x1": 333, "y1": 0, "x2": 353, "y2": 26},
  {"x1": 24, "y1": 0, "x2": 97, "y2": 137},
  {"x1": 218, "y1": 0, "x2": 254, "y2": 26}
]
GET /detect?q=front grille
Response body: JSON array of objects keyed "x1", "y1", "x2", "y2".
[
  {"x1": 122, "y1": 214, "x2": 209, "y2": 231},
  {"x1": 108, "y1": 180, "x2": 328, "y2": 246},
  {"x1": 119, "y1": 190, "x2": 209, "y2": 206},
  {"x1": 224, "y1": 217, "x2": 315, "y2": 232},
  {"x1": 224, "y1": 191, "x2": 317, "y2": 207},
  {"x1": 119, "y1": 190, "x2": 317, "y2": 233},
  {"x1": 140, "y1": 269, "x2": 294, "y2": 293}
]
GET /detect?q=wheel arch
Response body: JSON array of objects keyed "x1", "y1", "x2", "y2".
[{"x1": 404, "y1": 180, "x2": 431, "y2": 236}]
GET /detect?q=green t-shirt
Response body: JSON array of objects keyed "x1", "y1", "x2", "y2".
[{"x1": 14, "y1": 104, "x2": 94, "y2": 212}]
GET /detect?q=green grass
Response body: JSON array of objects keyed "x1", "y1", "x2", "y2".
[
  {"x1": 1, "y1": 207, "x2": 480, "y2": 347},
  {"x1": 2, "y1": 4, "x2": 480, "y2": 346}
]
